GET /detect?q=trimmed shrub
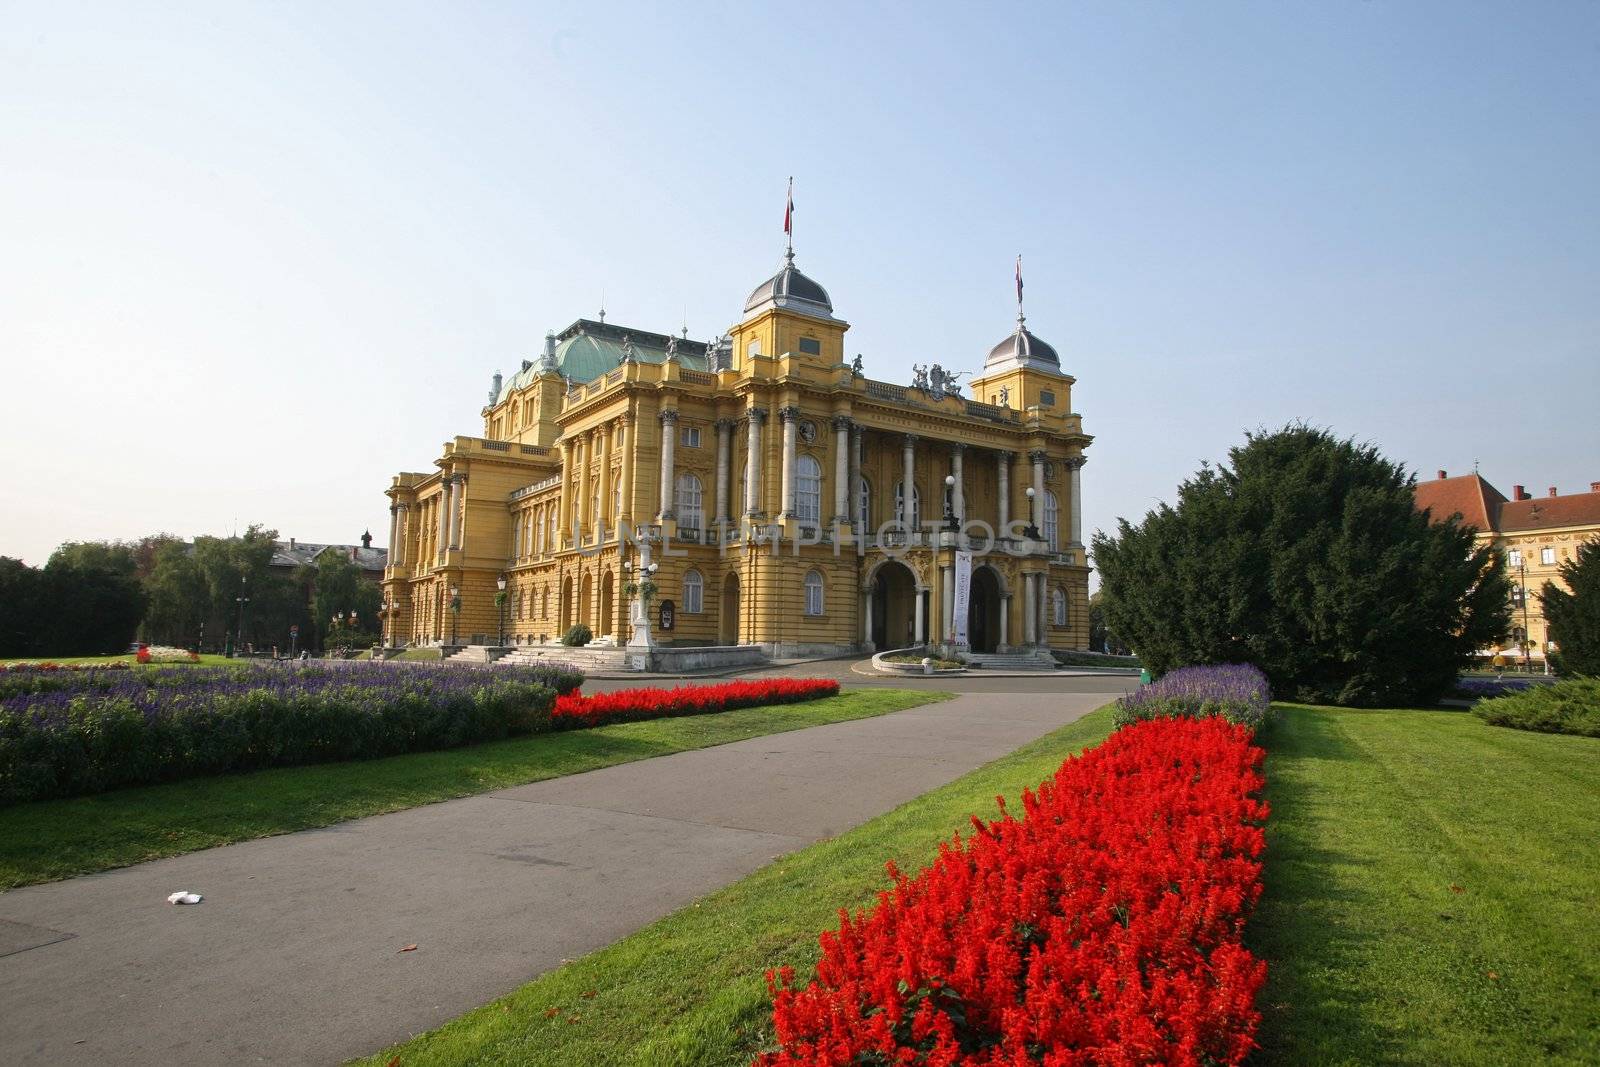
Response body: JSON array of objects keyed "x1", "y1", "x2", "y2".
[
  {"x1": 1473, "y1": 678, "x2": 1600, "y2": 738},
  {"x1": 552, "y1": 678, "x2": 838, "y2": 730},
  {"x1": 562, "y1": 624, "x2": 593, "y2": 647},
  {"x1": 757, "y1": 716, "x2": 1269, "y2": 1066},
  {"x1": 1114, "y1": 663, "x2": 1273, "y2": 731},
  {"x1": 0, "y1": 662, "x2": 584, "y2": 805}
]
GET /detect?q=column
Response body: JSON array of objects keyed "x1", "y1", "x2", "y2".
[
  {"x1": 574, "y1": 437, "x2": 588, "y2": 540},
  {"x1": 1024, "y1": 575, "x2": 1036, "y2": 643},
  {"x1": 387, "y1": 505, "x2": 400, "y2": 565},
  {"x1": 715, "y1": 418, "x2": 734, "y2": 526},
  {"x1": 597, "y1": 421, "x2": 613, "y2": 538},
  {"x1": 558, "y1": 440, "x2": 574, "y2": 544},
  {"x1": 940, "y1": 563, "x2": 954, "y2": 646},
  {"x1": 914, "y1": 587, "x2": 926, "y2": 645},
  {"x1": 902, "y1": 434, "x2": 918, "y2": 529},
  {"x1": 744, "y1": 408, "x2": 766, "y2": 516},
  {"x1": 1038, "y1": 572, "x2": 1050, "y2": 646},
  {"x1": 850, "y1": 425, "x2": 864, "y2": 530},
  {"x1": 863, "y1": 588, "x2": 874, "y2": 645},
  {"x1": 832, "y1": 416, "x2": 851, "y2": 524},
  {"x1": 999, "y1": 593, "x2": 1010, "y2": 651},
  {"x1": 657, "y1": 409, "x2": 678, "y2": 519},
  {"x1": 950, "y1": 443, "x2": 965, "y2": 522},
  {"x1": 445, "y1": 476, "x2": 459, "y2": 549},
  {"x1": 453, "y1": 475, "x2": 467, "y2": 549},
  {"x1": 618, "y1": 417, "x2": 636, "y2": 535},
  {"x1": 1030, "y1": 450, "x2": 1046, "y2": 532},
  {"x1": 395, "y1": 505, "x2": 408, "y2": 566},
  {"x1": 779, "y1": 406, "x2": 800, "y2": 518},
  {"x1": 1067, "y1": 456, "x2": 1085, "y2": 546},
  {"x1": 997, "y1": 451, "x2": 1011, "y2": 532}
]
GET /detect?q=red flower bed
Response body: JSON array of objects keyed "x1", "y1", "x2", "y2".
[
  {"x1": 757, "y1": 715, "x2": 1269, "y2": 1067},
  {"x1": 552, "y1": 678, "x2": 840, "y2": 730}
]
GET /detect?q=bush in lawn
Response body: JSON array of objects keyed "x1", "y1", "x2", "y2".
[
  {"x1": 562, "y1": 624, "x2": 593, "y2": 647},
  {"x1": 1472, "y1": 677, "x2": 1600, "y2": 738},
  {"x1": 1114, "y1": 663, "x2": 1273, "y2": 731},
  {"x1": 1540, "y1": 540, "x2": 1600, "y2": 677},
  {"x1": 0, "y1": 662, "x2": 584, "y2": 804},
  {"x1": 757, "y1": 716, "x2": 1269, "y2": 1066},
  {"x1": 1093, "y1": 425, "x2": 1511, "y2": 707}
]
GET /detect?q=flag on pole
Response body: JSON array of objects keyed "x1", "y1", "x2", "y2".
[
  {"x1": 1015, "y1": 254, "x2": 1023, "y2": 305},
  {"x1": 784, "y1": 177, "x2": 794, "y2": 236}
]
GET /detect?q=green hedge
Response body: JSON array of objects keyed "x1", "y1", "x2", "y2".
[
  {"x1": 0, "y1": 666, "x2": 564, "y2": 804},
  {"x1": 1473, "y1": 678, "x2": 1600, "y2": 738}
]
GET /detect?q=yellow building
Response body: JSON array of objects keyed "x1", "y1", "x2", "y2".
[
  {"x1": 1415, "y1": 470, "x2": 1600, "y2": 664},
  {"x1": 380, "y1": 243, "x2": 1093, "y2": 665}
]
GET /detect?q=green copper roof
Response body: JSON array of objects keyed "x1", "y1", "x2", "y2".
[{"x1": 491, "y1": 319, "x2": 712, "y2": 405}]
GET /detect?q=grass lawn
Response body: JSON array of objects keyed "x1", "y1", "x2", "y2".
[
  {"x1": 0, "y1": 653, "x2": 235, "y2": 667},
  {"x1": 356, "y1": 704, "x2": 1121, "y2": 1067},
  {"x1": 357, "y1": 700, "x2": 1600, "y2": 1067},
  {"x1": 0, "y1": 687, "x2": 943, "y2": 890},
  {"x1": 1251, "y1": 703, "x2": 1600, "y2": 1066}
]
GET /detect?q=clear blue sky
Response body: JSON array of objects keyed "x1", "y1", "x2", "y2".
[{"x1": 3, "y1": 1, "x2": 1597, "y2": 566}]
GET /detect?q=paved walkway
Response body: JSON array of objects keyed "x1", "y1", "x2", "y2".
[{"x1": 0, "y1": 686, "x2": 1127, "y2": 1065}]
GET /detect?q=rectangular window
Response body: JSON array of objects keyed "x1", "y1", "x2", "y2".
[
  {"x1": 798, "y1": 337, "x2": 821, "y2": 355},
  {"x1": 746, "y1": 339, "x2": 761, "y2": 358},
  {"x1": 681, "y1": 426, "x2": 702, "y2": 449},
  {"x1": 1541, "y1": 547, "x2": 1556, "y2": 566},
  {"x1": 1507, "y1": 549, "x2": 1521, "y2": 568},
  {"x1": 1038, "y1": 390, "x2": 1056, "y2": 407}
]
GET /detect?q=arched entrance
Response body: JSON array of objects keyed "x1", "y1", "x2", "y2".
[
  {"x1": 578, "y1": 573, "x2": 593, "y2": 635},
  {"x1": 968, "y1": 566, "x2": 1003, "y2": 654},
  {"x1": 599, "y1": 569, "x2": 614, "y2": 640},
  {"x1": 870, "y1": 559, "x2": 919, "y2": 650},
  {"x1": 720, "y1": 572, "x2": 740, "y2": 645},
  {"x1": 559, "y1": 575, "x2": 572, "y2": 633}
]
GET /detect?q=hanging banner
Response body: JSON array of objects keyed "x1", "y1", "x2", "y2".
[{"x1": 952, "y1": 550, "x2": 973, "y2": 645}]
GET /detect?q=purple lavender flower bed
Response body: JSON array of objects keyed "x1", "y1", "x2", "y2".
[
  {"x1": 0, "y1": 661, "x2": 584, "y2": 805},
  {"x1": 1113, "y1": 663, "x2": 1273, "y2": 730},
  {"x1": 1453, "y1": 677, "x2": 1544, "y2": 700}
]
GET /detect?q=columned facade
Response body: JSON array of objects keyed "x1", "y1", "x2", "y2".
[{"x1": 382, "y1": 238, "x2": 1093, "y2": 657}]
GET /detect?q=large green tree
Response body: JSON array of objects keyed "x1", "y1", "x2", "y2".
[
  {"x1": 40, "y1": 543, "x2": 148, "y2": 654},
  {"x1": 1541, "y1": 540, "x2": 1600, "y2": 677},
  {"x1": 310, "y1": 547, "x2": 382, "y2": 650},
  {"x1": 0, "y1": 557, "x2": 46, "y2": 657},
  {"x1": 1092, "y1": 425, "x2": 1510, "y2": 706}
]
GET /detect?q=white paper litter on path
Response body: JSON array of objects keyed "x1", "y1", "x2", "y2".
[{"x1": 166, "y1": 891, "x2": 202, "y2": 905}]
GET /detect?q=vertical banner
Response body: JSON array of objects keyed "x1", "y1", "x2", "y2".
[{"x1": 952, "y1": 550, "x2": 973, "y2": 645}]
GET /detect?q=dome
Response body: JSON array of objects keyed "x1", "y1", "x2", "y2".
[
  {"x1": 985, "y1": 324, "x2": 1060, "y2": 372},
  {"x1": 743, "y1": 252, "x2": 835, "y2": 319}
]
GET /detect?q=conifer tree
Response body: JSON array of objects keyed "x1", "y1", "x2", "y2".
[
  {"x1": 1092, "y1": 425, "x2": 1511, "y2": 706},
  {"x1": 1540, "y1": 540, "x2": 1600, "y2": 677}
]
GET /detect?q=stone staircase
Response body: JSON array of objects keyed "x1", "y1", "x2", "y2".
[
  {"x1": 496, "y1": 644, "x2": 634, "y2": 672},
  {"x1": 965, "y1": 650, "x2": 1059, "y2": 672}
]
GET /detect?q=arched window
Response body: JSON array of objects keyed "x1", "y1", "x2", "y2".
[
  {"x1": 803, "y1": 569, "x2": 825, "y2": 616},
  {"x1": 592, "y1": 483, "x2": 603, "y2": 532},
  {"x1": 795, "y1": 456, "x2": 822, "y2": 522},
  {"x1": 893, "y1": 482, "x2": 922, "y2": 530},
  {"x1": 611, "y1": 477, "x2": 621, "y2": 523},
  {"x1": 1052, "y1": 587, "x2": 1067, "y2": 627},
  {"x1": 549, "y1": 511, "x2": 558, "y2": 550},
  {"x1": 541, "y1": 588, "x2": 549, "y2": 618},
  {"x1": 1044, "y1": 491, "x2": 1059, "y2": 549},
  {"x1": 512, "y1": 515, "x2": 522, "y2": 559},
  {"x1": 856, "y1": 475, "x2": 871, "y2": 528},
  {"x1": 675, "y1": 473, "x2": 704, "y2": 530},
  {"x1": 683, "y1": 568, "x2": 704, "y2": 613}
]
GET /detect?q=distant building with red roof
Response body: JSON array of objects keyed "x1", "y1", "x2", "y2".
[{"x1": 1414, "y1": 470, "x2": 1600, "y2": 664}]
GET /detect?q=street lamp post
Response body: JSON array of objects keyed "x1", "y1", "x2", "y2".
[
  {"x1": 1022, "y1": 486, "x2": 1041, "y2": 541},
  {"x1": 234, "y1": 575, "x2": 250, "y2": 657},
  {"x1": 449, "y1": 585, "x2": 461, "y2": 646},
  {"x1": 496, "y1": 573, "x2": 508, "y2": 647},
  {"x1": 942, "y1": 473, "x2": 960, "y2": 532},
  {"x1": 1518, "y1": 558, "x2": 1532, "y2": 673}
]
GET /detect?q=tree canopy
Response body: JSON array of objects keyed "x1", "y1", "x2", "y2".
[
  {"x1": 1092, "y1": 425, "x2": 1510, "y2": 706},
  {"x1": 1541, "y1": 539, "x2": 1600, "y2": 677}
]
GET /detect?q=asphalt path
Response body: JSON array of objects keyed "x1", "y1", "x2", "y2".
[{"x1": 0, "y1": 668, "x2": 1133, "y2": 1065}]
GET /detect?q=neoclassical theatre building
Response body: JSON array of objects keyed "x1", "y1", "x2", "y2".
[{"x1": 381, "y1": 246, "x2": 1093, "y2": 659}]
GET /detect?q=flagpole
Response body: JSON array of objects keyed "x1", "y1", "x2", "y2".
[
  {"x1": 785, "y1": 176, "x2": 794, "y2": 260},
  {"x1": 1015, "y1": 254, "x2": 1025, "y2": 327}
]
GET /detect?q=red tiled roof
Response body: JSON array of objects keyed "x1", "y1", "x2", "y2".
[
  {"x1": 1412, "y1": 474, "x2": 1505, "y2": 531},
  {"x1": 1497, "y1": 492, "x2": 1600, "y2": 532}
]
